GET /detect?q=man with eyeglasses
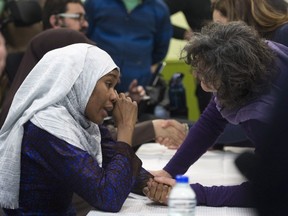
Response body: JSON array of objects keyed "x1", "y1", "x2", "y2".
[{"x1": 42, "y1": 0, "x2": 88, "y2": 34}]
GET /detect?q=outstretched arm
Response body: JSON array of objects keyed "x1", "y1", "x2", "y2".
[
  {"x1": 132, "y1": 119, "x2": 187, "y2": 148},
  {"x1": 153, "y1": 119, "x2": 187, "y2": 149},
  {"x1": 144, "y1": 176, "x2": 254, "y2": 207}
]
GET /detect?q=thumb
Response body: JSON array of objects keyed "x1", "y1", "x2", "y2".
[
  {"x1": 160, "y1": 120, "x2": 170, "y2": 129},
  {"x1": 143, "y1": 187, "x2": 149, "y2": 196},
  {"x1": 129, "y1": 79, "x2": 138, "y2": 89},
  {"x1": 154, "y1": 176, "x2": 175, "y2": 186}
]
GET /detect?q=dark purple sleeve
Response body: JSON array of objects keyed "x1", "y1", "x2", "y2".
[
  {"x1": 164, "y1": 99, "x2": 228, "y2": 177},
  {"x1": 24, "y1": 122, "x2": 143, "y2": 212},
  {"x1": 100, "y1": 125, "x2": 153, "y2": 195},
  {"x1": 191, "y1": 182, "x2": 255, "y2": 207},
  {"x1": 99, "y1": 125, "x2": 142, "y2": 177},
  {"x1": 132, "y1": 120, "x2": 155, "y2": 147}
]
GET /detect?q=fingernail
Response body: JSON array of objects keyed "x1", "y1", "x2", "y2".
[{"x1": 143, "y1": 187, "x2": 149, "y2": 195}]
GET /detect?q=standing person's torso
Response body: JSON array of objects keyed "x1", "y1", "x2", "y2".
[{"x1": 85, "y1": 0, "x2": 171, "y2": 92}]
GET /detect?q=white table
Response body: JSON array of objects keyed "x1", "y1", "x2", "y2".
[{"x1": 88, "y1": 143, "x2": 256, "y2": 216}]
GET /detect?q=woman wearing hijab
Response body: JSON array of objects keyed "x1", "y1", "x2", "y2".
[
  {"x1": 0, "y1": 28, "x2": 187, "y2": 215},
  {"x1": 0, "y1": 28, "x2": 187, "y2": 149},
  {"x1": 0, "y1": 43, "x2": 153, "y2": 214}
]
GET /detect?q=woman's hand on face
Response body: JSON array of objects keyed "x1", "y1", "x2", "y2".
[
  {"x1": 153, "y1": 119, "x2": 187, "y2": 149},
  {"x1": 113, "y1": 92, "x2": 138, "y2": 127},
  {"x1": 113, "y1": 92, "x2": 138, "y2": 145}
]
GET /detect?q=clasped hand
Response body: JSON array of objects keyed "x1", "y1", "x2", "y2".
[
  {"x1": 143, "y1": 171, "x2": 176, "y2": 205},
  {"x1": 153, "y1": 119, "x2": 188, "y2": 149},
  {"x1": 112, "y1": 92, "x2": 138, "y2": 128},
  {"x1": 112, "y1": 92, "x2": 137, "y2": 145}
]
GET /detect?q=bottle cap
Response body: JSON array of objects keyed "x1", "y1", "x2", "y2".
[{"x1": 175, "y1": 175, "x2": 189, "y2": 183}]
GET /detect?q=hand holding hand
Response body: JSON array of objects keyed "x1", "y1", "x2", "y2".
[
  {"x1": 153, "y1": 119, "x2": 188, "y2": 149},
  {"x1": 150, "y1": 169, "x2": 172, "y2": 178},
  {"x1": 143, "y1": 176, "x2": 175, "y2": 205}
]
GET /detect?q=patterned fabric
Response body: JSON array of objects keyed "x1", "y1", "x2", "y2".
[
  {"x1": 3, "y1": 121, "x2": 151, "y2": 215},
  {"x1": 0, "y1": 44, "x2": 117, "y2": 208}
]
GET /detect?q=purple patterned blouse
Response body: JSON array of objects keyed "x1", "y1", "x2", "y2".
[{"x1": 3, "y1": 121, "x2": 152, "y2": 215}]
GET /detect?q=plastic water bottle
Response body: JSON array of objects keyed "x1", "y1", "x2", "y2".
[{"x1": 168, "y1": 175, "x2": 196, "y2": 216}]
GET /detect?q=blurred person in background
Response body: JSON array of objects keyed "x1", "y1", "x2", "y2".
[
  {"x1": 164, "y1": 0, "x2": 212, "y2": 41},
  {"x1": 42, "y1": 0, "x2": 88, "y2": 33},
  {"x1": 0, "y1": 32, "x2": 6, "y2": 77},
  {"x1": 164, "y1": 0, "x2": 213, "y2": 115},
  {"x1": 2, "y1": 0, "x2": 88, "y2": 84},
  {"x1": 0, "y1": 32, "x2": 7, "y2": 110},
  {"x1": 212, "y1": 0, "x2": 288, "y2": 47},
  {"x1": 84, "y1": 0, "x2": 172, "y2": 95},
  {"x1": 0, "y1": 0, "x2": 43, "y2": 83}
]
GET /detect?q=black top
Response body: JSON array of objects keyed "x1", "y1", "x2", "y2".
[{"x1": 164, "y1": 0, "x2": 212, "y2": 39}]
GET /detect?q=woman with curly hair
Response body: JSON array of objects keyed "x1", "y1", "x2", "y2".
[{"x1": 144, "y1": 21, "x2": 288, "y2": 207}]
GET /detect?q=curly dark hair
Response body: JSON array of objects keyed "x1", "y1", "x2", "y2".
[{"x1": 181, "y1": 21, "x2": 276, "y2": 109}]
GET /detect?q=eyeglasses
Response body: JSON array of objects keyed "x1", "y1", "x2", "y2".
[{"x1": 57, "y1": 13, "x2": 87, "y2": 24}]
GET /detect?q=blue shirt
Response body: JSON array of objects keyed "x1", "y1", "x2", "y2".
[
  {"x1": 272, "y1": 23, "x2": 288, "y2": 47},
  {"x1": 84, "y1": 0, "x2": 172, "y2": 92}
]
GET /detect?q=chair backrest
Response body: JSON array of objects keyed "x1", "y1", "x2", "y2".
[
  {"x1": 4, "y1": 52, "x2": 25, "y2": 83},
  {"x1": 1, "y1": 0, "x2": 42, "y2": 30}
]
